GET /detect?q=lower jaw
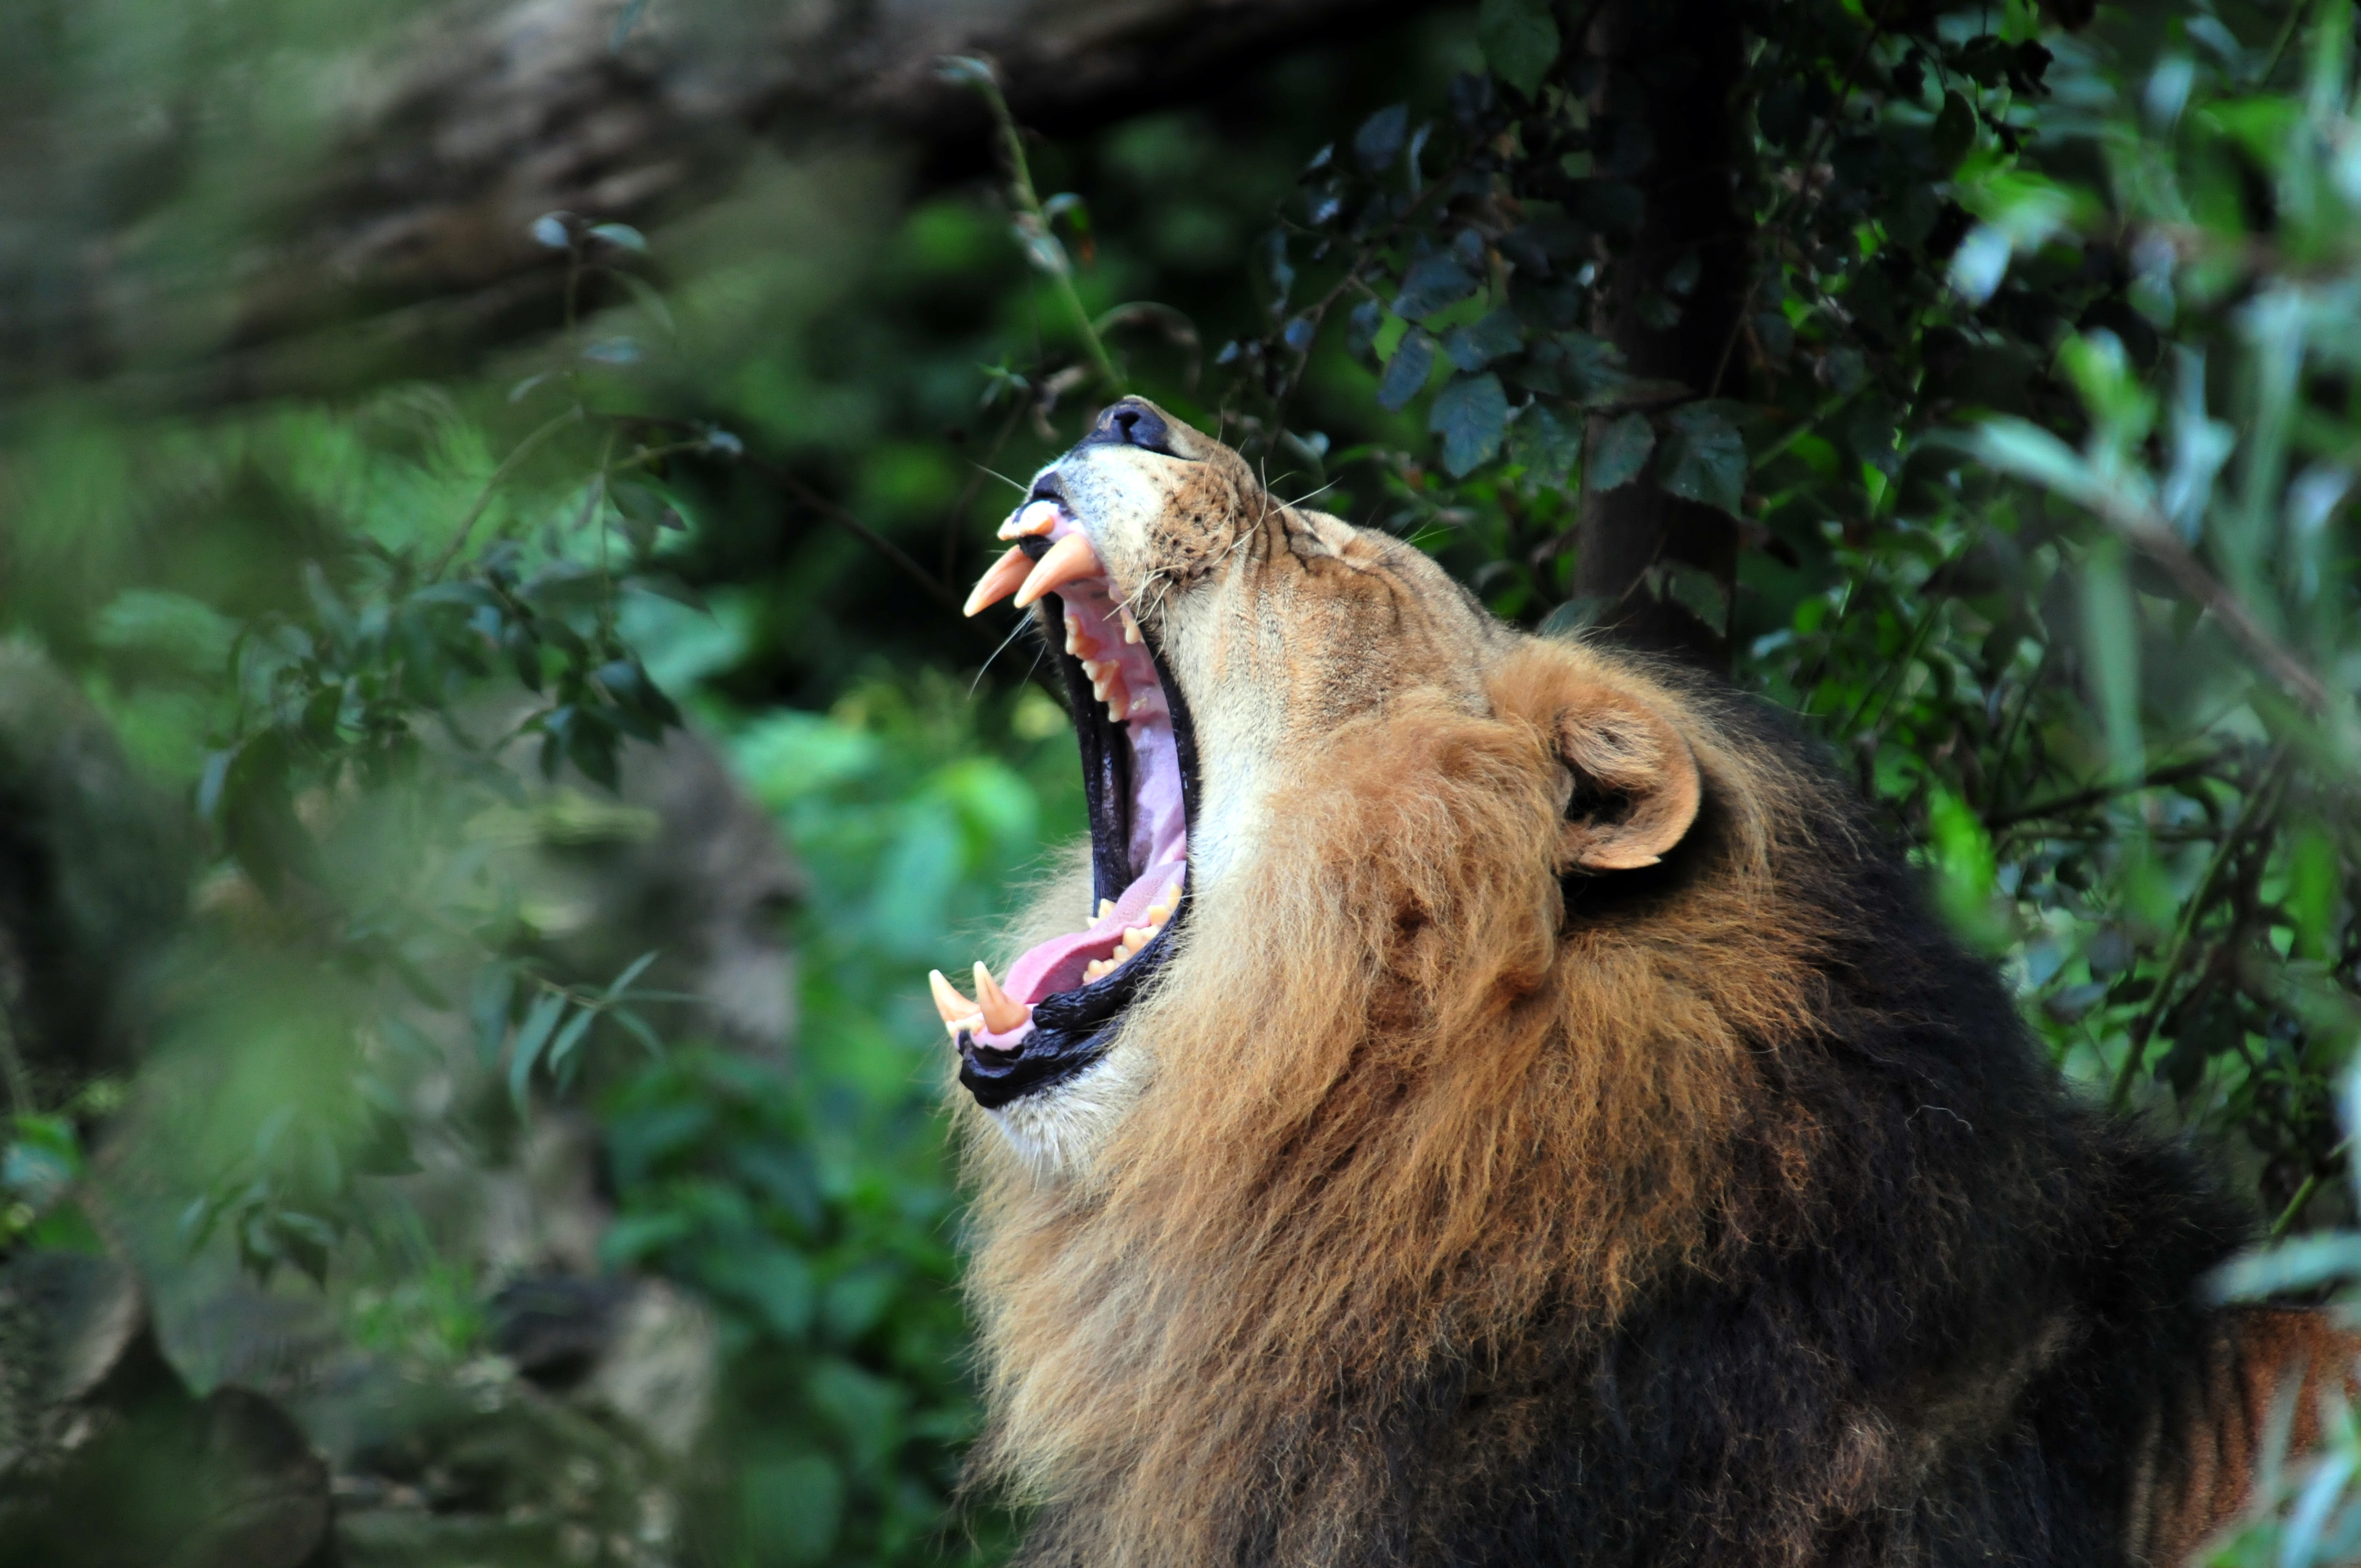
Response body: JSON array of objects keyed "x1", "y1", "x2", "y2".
[{"x1": 946, "y1": 586, "x2": 1197, "y2": 1107}]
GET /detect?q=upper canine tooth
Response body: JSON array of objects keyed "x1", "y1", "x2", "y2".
[
  {"x1": 999, "y1": 499, "x2": 1060, "y2": 540},
  {"x1": 1118, "y1": 606, "x2": 1142, "y2": 644},
  {"x1": 964, "y1": 546, "x2": 1035, "y2": 617},
  {"x1": 1013, "y1": 533, "x2": 1104, "y2": 608},
  {"x1": 1098, "y1": 898, "x2": 1116, "y2": 920},
  {"x1": 972, "y1": 961, "x2": 1031, "y2": 1033}
]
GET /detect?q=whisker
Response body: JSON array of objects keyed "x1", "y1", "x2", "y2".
[
  {"x1": 970, "y1": 611, "x2": 1041, "y2": 697},
  {"x1": 977, "y1": 465, "x2": 1030, "y2": 496}
]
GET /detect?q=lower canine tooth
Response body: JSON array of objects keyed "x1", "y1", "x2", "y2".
[
  {"x1": 929, "y1": 969, "x2": 981, "y2": 1035},
  {"x1": 972, "y1": 961, "x2": 1031, "y2": 1033}
]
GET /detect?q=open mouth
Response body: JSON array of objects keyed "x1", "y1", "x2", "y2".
[{"x1": 929, "y1": 487, "x2": 1198, "y2": 1109}]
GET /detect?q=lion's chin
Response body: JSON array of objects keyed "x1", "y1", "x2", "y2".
[{"x1": 932, "y1": 496, "x2": 1197, "y2": 1110}]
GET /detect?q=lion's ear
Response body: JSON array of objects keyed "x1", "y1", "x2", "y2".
[{"x1": 1552, "y1": 690, "x2": 1701, "y2": 873}]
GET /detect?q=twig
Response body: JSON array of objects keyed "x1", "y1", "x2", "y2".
[
  {"x1": 2093, "y1": 500, "x2": 2334, "y2": 716},
  {"x1": 0, "y1": 996, "x2": 29, "y2": 1123},
  {"x1": 2256, "y1": 0, "x2": 2315, "y2": 89},
  {"x1": 2108, "y1": 750, "x2": 2292, "y2": 1110},
  {"x1": 950, "y1": 59, "x2": 1123, "y2": 392},
  {"x1": 2270, "y1": 1135, "x2": 2351, "y2": 1239},
  {"x1": 743, "y1": 456, "x2": 971, "y2": 620},
  {"x1": 428, "y1": 406, "x2": 587, "y2": 579},
  {"x1": 1986, "y1": 754, "x2": 2228, "y2": 829}
]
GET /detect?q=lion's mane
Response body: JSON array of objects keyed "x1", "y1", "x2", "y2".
[{"x1": 960, "y1": 639, "x2": 2250, "y2": 1568}]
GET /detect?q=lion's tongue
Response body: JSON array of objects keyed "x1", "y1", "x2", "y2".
[{"x1": 1004, "y1": 860, "x2": 1183, "y2": 1007}]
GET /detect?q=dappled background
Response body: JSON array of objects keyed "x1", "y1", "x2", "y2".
[{"x1": 3, "y1": 0, "x2": 2361, "y2": 1563}]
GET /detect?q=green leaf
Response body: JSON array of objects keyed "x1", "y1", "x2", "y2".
[
  {"x1": 1652, "y1": 561, "x2": 1731, "y2": 639},
  {"x1": 1660, "y1": 403, "x2": 1747, "y2": 516},
  {"x1": 1430, "y1": 373, "x2": 1509, "y2": 477},
  {"x1": 547, "y1": 1006, "x2": 597, "y2": 1076},
  {"x1": 1478, "y1": 0, "x2": 1560, "y2": 100},
  {"x1": 1441, "y1": 308, "x2": 1524, "y2": 371},
  {"x1": 603, "y1": 950, "x2": 661, "y2": 1000},
  {"x1": 1392, "y1": 253, "x2": 1479, "y2": 321},
  {"x1": 610, "y1": 1008, "x2": 667, "y2": 1059},
  {"x1": 509, "y1": 992, "x2": 567, "y2": 1114},
  {"x1": 1590, "y1": 412, "x2": 1655, "y2": 492},
  {"x1": 2079, "y1": 536, "x2": 2144, "y2": 785},
  {"x1": 2206, "y1": 1234, "x2": 2361, "y2": 1302},
  {"x1": 1378, "y1": 330, "x2": 1437, "y2": 411},
  {"x1": 1354, "y1": 104, "x2": 1408, "y2": 173},
  {"x1": 470, "y1": 962, "x2": 516, "y2": 1068},
  {"x1": 1931, "y1": 90, "x2": 1976, "y2": 169},
  {"x1": 1510, "y1": 402, "x2": 1580, "y2": 490}
]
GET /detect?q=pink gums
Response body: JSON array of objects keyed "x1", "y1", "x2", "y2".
[{"x1": 970, "y1": 509, "x2": 1187, "y2": 1049}]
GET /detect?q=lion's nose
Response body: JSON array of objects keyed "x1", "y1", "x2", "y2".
[{"x1": 1080, "y1": 398, "x2": 1172, "y2": 455}]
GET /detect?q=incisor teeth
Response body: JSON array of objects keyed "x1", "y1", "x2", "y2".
[
  {"x1": 1082, "y1": 958, "x2": 1109, "y2": 983},
  {"x1": 1014, "y1": 533, "x2": 1104, "y2": 608},
  {"x1": 999, "y1": 499, "x2": 1060, "y2": 540},
  {"x1": 1064, "y1": 612, "x2": 1084, "y2": 657},
  {"x1": 972, "y1": 961, "x2": 1031, "y2": 1033}
]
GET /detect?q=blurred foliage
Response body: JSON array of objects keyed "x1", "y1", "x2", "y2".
[{"x1": 1, "y1": 0, "x2": 2360, "y2": 1562}]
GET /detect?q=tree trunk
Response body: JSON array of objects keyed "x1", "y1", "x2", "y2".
[
  {"x1": 0, "y1": 0, "x2": 1432, "y2": 409},
  {"x1": 1575, "y1": 0, "x2": 1747, "y2": 668}
]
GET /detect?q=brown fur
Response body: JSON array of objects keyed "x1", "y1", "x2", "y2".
[
  {"x1": 955, "y1": 399, "x2": 2357, "y2": 1567},
  {"x1": 964, "y1": 643, "x2": 1835, "y2": 1562}
]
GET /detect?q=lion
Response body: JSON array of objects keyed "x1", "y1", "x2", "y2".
[{"x1": 928, "y1": 396, "x2": 2352, "y2": 1567}]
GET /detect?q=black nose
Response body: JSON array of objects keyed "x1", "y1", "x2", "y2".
[{"x1": 1078, "y1": 399, "x2": 1172, "y2": 455}]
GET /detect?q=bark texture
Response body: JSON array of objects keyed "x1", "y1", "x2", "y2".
[
  {"x1": 1575, "y1": 0, "x2": 1748, "y2": 668},
  {"x1": 0, "y1": 0, "x2": 1427, "y2": 407}
]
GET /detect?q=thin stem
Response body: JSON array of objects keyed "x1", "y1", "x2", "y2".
[
  {"x1": 745, "y1": 456, "x2": 971, "y2": 620},
  {"x1": 428, "y1": 406, "x2": 587, "y2": 579},
  {"x1": 1986, "y1": 754, "x2": 2228, "y2": 830},
  {"x1": 2257, "y1": 0, "x2": 2315, "y2": 89},
  {"x1": 0, "y1": 997, "x2": 30, "y2": 1124},
  {"x1": 2089, "y1": 496, "x2": 2333, "y2": 716},
  {"x1": 2269, "y1": 1135, "x2": 2350, "y2": 1239},
  {"x1": 962, "y1": 65, "x2": 1122, "y2": 392},
  {"x1": 2108, "y1": 751, "x2": 2292, "y2": 1109}
]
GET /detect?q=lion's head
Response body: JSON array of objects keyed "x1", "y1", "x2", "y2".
[{"x1": 937, "y1": 396, "x2": 1756, "y2": 1177}]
